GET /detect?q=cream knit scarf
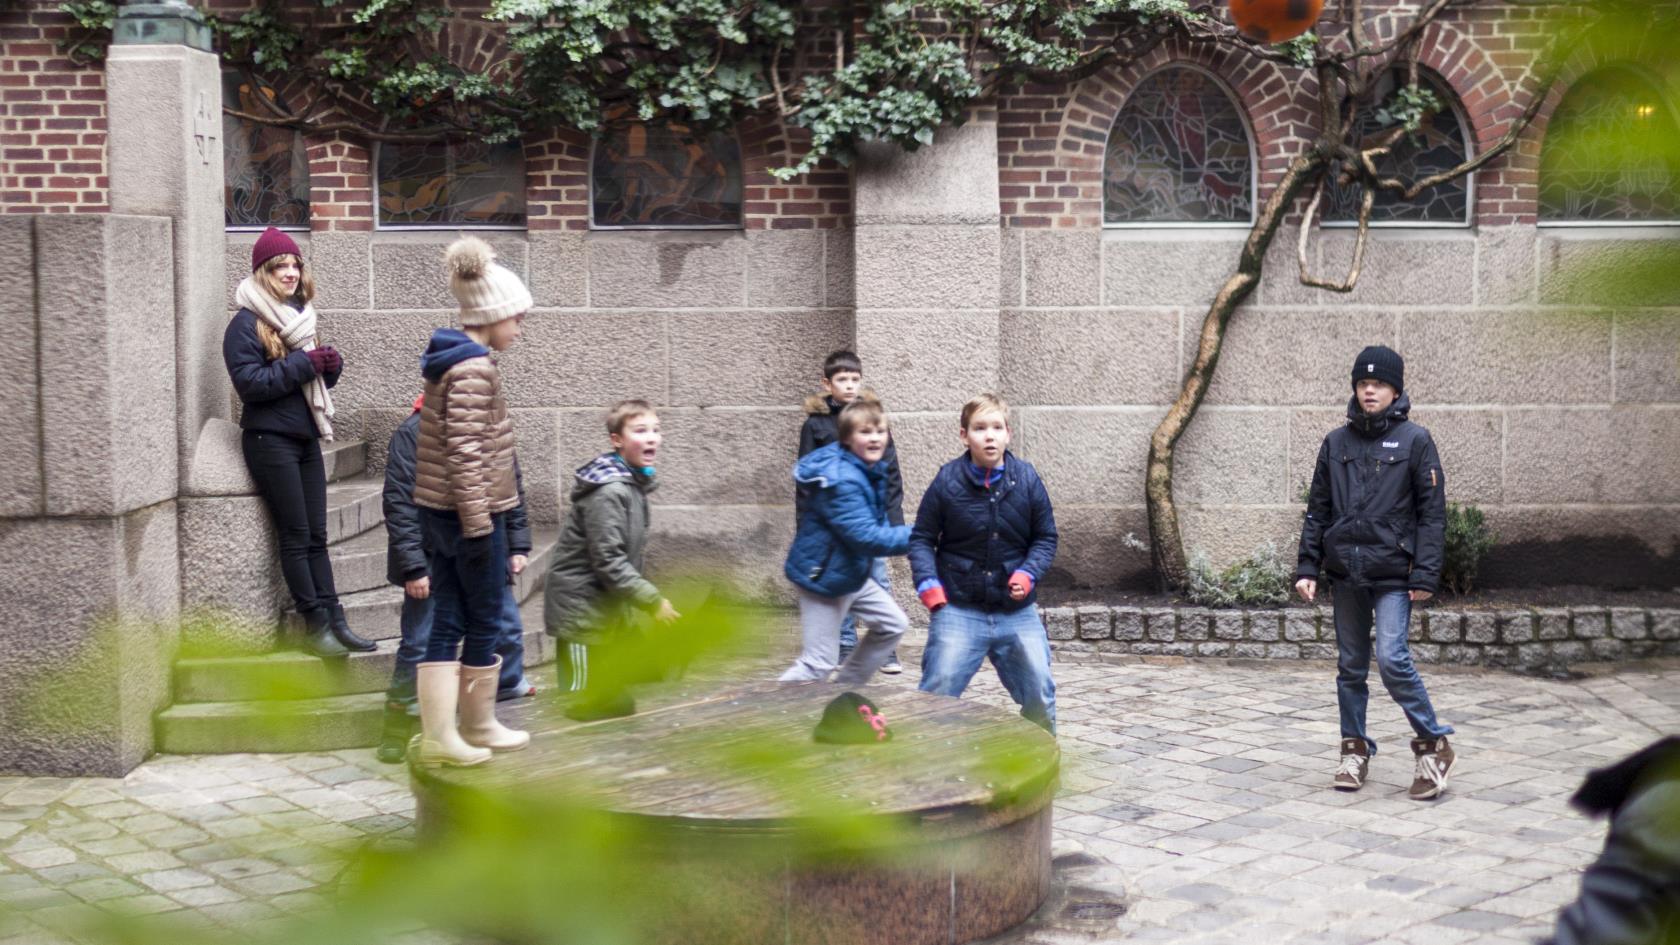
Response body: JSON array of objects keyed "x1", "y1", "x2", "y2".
[{"x1": 235, "y1": 276, "x2": 335, "y2": 441}]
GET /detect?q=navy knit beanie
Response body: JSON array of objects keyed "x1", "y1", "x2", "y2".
[{"x1": 1351, "y1": 345, "x2": 1404, "y2": 394}]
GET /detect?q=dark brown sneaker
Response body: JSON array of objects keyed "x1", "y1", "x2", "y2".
[
  {"x1": 1333, "y1": 738, "x2": 1369, "y2": 791},
  {"x1": 1409, "y1": 735, "x2": 1456, "y2": 800}
]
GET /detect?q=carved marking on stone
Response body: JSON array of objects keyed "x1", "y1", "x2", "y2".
[{"x1": 193, "y1": 90, "x2": 217, "y2": 165}]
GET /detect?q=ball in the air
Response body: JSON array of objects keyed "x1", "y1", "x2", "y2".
[{"x1": 1230, "y1": 0, "x2": 1324, "y2": 43}]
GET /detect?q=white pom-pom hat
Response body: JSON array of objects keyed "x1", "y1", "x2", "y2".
[{"x1": 444, "y1": 235, "x2": 533, "y2": 326}]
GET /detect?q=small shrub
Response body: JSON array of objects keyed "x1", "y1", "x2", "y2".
[
  {"x1": 1184, "y1": 542, "x2": 1293, "y2": 608},
  {"x1": 1442, "y1": 502, "x2": 1496, "y2": 596}
]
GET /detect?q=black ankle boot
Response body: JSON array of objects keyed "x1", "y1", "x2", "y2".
[
  {"x1": 299, "y1": 607, "x2": 350, "y2": 660},
  {"x1": 326, "y1": 601, "x2": 377, "y2": 652},
  {"x1": 375, "y1": 700, "x2": 413, "y2": 764}
]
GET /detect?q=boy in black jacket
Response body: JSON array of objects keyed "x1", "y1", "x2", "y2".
[
  {"x1": 375, "y1": 395, "x2": 536, "y2": 763},
  {"x1": 1296, "y1": 346, "x2": 1455, "y2": 799},
  {"x1": 909, "y1": 393, "x2": 1058, "y2": 733},
  {"x1": 799, "y1": 350, "x2": 905, "y2": 673}
]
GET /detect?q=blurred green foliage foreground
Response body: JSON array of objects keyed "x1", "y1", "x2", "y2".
[{"x1": 11, "y1": 582, "x2": 1055, "y2": 945}]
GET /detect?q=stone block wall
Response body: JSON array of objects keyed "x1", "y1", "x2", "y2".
[
  {"x1": 227, "y1": 227, "x2": 856, "y2": 599},
  {"x1": 0, "y1": 214, "x2": 180, "y2": 775},
  {"x1": 998, "y1": 226, "x2": 1680, "y2": 590}
]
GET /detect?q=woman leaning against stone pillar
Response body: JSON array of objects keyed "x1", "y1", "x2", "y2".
[{"x1": 222, "y1": 226, "x2": 377, "y2": 658}]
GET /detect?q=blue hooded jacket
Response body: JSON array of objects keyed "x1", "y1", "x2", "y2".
[
  {"x1": 784, "y1": 443, "x2": 911, "y2": 597},
  {"x1": 420, "y1": 328, "x2": 490, "y2": 381}
]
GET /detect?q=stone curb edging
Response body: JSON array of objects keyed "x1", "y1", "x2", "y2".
[{"x1": 1040, "y1": 604, "x2": 1680, "y2": 670}]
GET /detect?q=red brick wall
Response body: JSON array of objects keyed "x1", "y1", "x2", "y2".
[
  {"x1": 998, "y1": 0, "x2": 1672, "y2": 229},
  {"x1": 1, "y1": 6, "x2": 108, "y2": 214},
  {"x1": 6, "y1": 0, "x2": 1671, "y2": 229}
]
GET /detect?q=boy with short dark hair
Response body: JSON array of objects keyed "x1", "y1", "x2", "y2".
[
  {"x1": 782, "y1": 395, "x2": 911, "y2": 684},
  {"x1": 910, "y1": 393, "x2": 1059, "y2": 733},
  {"x1": 1297, "y1": 345, "x2": 1456, "y2": 800},
  {"x1": 544, "y1": 400, "x2": 679, "y2": 719},
  {"x1": 799, "y1": 350, "x2": 905, "y2": 673}
]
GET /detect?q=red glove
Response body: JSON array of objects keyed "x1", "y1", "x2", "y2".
[
  {"x1": 305, "y1": 347, "x2": 333, "y2": 376},
  {"x1": 1008, "y1": 570, "x2": 1034, "y2": 600},
  {"x1": 918, "y1": 585, "x2": 948, "y2": 612},
  {"x1": 318, "y1": 346, "x2": 342, "y2": 373}
]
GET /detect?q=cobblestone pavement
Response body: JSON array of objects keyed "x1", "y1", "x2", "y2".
[{"x1": 1, "y1": 652, "x2": 1677, "y2": 944}]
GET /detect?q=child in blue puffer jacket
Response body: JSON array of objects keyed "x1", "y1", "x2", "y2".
[{"x1": 781, "y1": 395, "x2": 911, "y2": 686}]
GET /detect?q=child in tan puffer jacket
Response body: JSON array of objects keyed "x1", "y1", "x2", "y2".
[{"x1": 409, "y1": 236, "x2": 533, "y2": 767}]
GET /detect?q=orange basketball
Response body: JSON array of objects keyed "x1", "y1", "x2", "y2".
[{"x1": 1230, "y1": 0, "x2": 1324, "y2": 43}]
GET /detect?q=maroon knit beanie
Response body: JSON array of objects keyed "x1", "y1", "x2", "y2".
[{"x1": 251, "y1": 226, "x2": 302, "y2": 272}]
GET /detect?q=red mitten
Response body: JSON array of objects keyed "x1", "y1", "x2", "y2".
[
  {"x1": 918, "y1": 585, "x2": 948, "y2": 612},
  {"x1": 1008, "y1": 570, "x2": 1034, "y2": 598}
]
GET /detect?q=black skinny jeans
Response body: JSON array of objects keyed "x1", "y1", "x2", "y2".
[{"x1": 242, "y1": 430, "x2": 338, "y2": 615}]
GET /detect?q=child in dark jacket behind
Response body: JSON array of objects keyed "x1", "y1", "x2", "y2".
[
  {"x1": 782, "y1": 395, "x2": 911, "y2": 685},
  {"x1": 910, "y1": 394, "x2": 1058, "y2": 733},
  {"x1": 374, "y1": 394, "x2": 537, "y2": 764},
  {"x1": 798, "y1": 350, "x2": 906, "y2": 674}
]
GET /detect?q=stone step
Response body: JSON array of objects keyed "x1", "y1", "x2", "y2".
[
  {"x1": 173, "y1": 621, "x2": 553, "y2": 704},
  {"x1": 328, "y1": 527, "x2": 395, "y2": 596},
  {"x1": 285, "y1": 528, "x2": 560, "y2": 640},
  {"x1": 155, "y1": 692, "x2": 388, "y2": 754},
  {"x1": 159, "y1": 597, "x2": 555, "y2": 754},
  {"x1": 324, "y1": 473, "x2": 384, "y2": 546},
  {"x1": 321, "y1": 439, "x2": 367, "y2": 484}
]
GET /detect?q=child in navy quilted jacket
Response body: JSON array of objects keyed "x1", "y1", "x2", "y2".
[{"x1": 909, "y1": 393, "x2": 1059, "y2": 733}]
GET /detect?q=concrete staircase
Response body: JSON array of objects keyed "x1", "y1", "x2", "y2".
[{"x1": 156, "y1": 439, "x2": 557, "y2": 753}]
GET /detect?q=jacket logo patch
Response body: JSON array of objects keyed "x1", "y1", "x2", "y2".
[{"x1": 1382, "y1": 441, "x2": 1400, "y2": 448}]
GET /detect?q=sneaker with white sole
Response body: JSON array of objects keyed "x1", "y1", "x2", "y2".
[
  {"x1": 1333, "y1": 738, "x2": 1369, "y2": 791},
  {"x1": 1409, "y1": 735, "x2": 1456, "y2": 800},
  {"x1": 881, "y1": 654, "x2": 903, "y2": 675}
]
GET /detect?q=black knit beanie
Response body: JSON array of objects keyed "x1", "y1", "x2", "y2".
[{"x1": 1351, "y1": 345, "x2": 1404, "y2": 394}]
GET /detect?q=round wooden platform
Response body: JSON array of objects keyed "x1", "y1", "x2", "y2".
[{"x1": 411, "y1": 680, "x2": 1060, "y2": 945}]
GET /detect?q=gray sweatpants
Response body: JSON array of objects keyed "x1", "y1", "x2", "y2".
[{"x1": 781, "y1": 580, "x2": 907, "y2": 686}]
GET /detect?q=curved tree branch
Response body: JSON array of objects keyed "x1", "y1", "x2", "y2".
[
  {"x1": 1297, "y1": 171, "x2": 1376, "y2": 292},
  {"x1": 1144, "y1": 151, "x2": 1326, "y2": 590}
]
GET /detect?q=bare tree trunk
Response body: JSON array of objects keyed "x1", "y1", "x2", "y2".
[{"x1": 1144, "y1": 153, "x2": 1325, "y2": 591}]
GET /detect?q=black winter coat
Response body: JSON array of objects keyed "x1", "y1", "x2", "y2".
[
  {"x1": 1545, "y1": 737, "x2": 1680, "y2": 945},
  {"x1": 798, "y1": 395, "x2": 905, "y2": 526},
  {"x1": 383, "y1": 410, "x2": 530, "y2": 586},
  {"x1": 909, "y1": 452, "x2": 1057, "y2": 613},
  {"x1": 223, "y1": 309, "x2": 340, "y2": 439},
  {"x1": 1297, "y1": 395, "x2": 1447, "y2": 594}
]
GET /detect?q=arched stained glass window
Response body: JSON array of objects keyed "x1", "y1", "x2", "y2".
[
  {"x1": 1540, "y1": 67, "x2": 1680, "y2": 223},
  {"x1": 378, "y1": 140, "x2": 527, "y2": 228},
  {"x1": 1325, "y1": 71, "x2": 1471, "y2": 224},
  {"x1": 591, "y1": 121, "x2": 743, "y2": 228},
  {"x1": 223, "y1": 73, "x2": 309, "y2": 228},
  {"x1": 1104, "y1": 66, "x2": 1255, "y2": 224}
]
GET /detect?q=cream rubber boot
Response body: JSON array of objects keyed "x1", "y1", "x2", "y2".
[
  {"x1": 413, "y1": 661, "x2": 492, "y2": 767},
  {"x1": 459, "y1": 656, "x2": 530, "y2": 752}
]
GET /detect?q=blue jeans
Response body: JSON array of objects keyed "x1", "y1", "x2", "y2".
[
  {"x1": 918, "y1": 603, "x2": 1056, "y2": 733},
  {"x1": 420, "y1": 509, "x2": 507, "y2": 667},
  {"x1": 387, "y1": 584, "x2": 526, "y2": 704},
  {"x1": 839, "y1": 559, "x2": 893, "y2": 654},
  {"x1": 1334, "y1": 585, "x2": 1453, "y2": 754}
]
